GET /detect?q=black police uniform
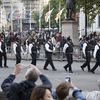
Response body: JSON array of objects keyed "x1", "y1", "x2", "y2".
[
  {"x1": 0, "y1": 41, "x2": 8, "y2": 68},
  {"x1": 43, "y1": 42, "x2": 56, "y2": 71},
  {"x1": 91, "y1": 44, "x2": 100, "y2": 73},
  {"x1": 31, "y1": 43, "x2": 37, "y2": 65},
  {"x1": 15, "y1": 42, "x2": 22, "y2": 64},
  {"x1": 81, "y1": 42, "x2": 91, "y2": 71},
  {"x1": 63, "y1": 41, "x2": 73, "y2": 73}
]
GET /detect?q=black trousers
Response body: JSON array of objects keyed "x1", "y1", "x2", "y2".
[
  {"x1": 0, "y1": 52, "x2": 7, "y2": 67},
  {"x1": 16, "y1": 53, "x2": 21, "y2": 64},
  {"x1": 3, "y1": 52, "x2": 7, "y2": 66},
  {"x1": 0, "y1": 52, "x2": 2, "y2": 66},
  {"x1": 91, "y1": 61, "x2": 100, "y2": 72},
  {"x1": 64, "y1": 53, "x2": 73, "y2": 71},
  {"x1": 31, "y1": 53, "x2": 37, "y2": 66},
  {"x1": 44, "y1": 52, "x2": 56, "y2": 70},
  {"x1": 81, "y1": 53, "x2": 91, "y2": 71}
]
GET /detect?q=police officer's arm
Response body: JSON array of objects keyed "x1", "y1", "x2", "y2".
[
  {"x1": 29, "y1": 44, "x2": 33, "y2": 54},
  {"x1": 63, "y1": 43, "x2": 68, "y2": 53},
  {"x1": 13, "y1": 43, "x2": 17, "y2": 55},
  {"x1": 45, "y1": 43, "x2": 52, "y2": 52},
  {"x1": 82, "y1": 43, "x2": 87, "y2": 55},
  {"x1": 93, "y1": 45, "x2": 99, "y2": 59},
  {"x1": 0, "y1": 41, "x2": 3, "y2": 52},
  {"x1": 21, "y1": 46, "x2": 24, "y2": 54}
]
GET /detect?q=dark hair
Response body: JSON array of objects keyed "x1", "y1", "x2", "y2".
[
  {"x1": 96, "y1": 38, "x2": 100, "y2": 42},
  {"x1": 56, "y1": 82, "x2": 73, "y2": 100},
  {"x1": 30, "y1": 85, "x2": 51, "y2": 100},
  {"x1": 47, "y1": 37, "x2": 51, "y2": 41}
]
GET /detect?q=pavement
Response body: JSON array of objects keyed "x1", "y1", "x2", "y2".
[
  {"x1": 0, "y1": 47, "x2": 99, "y2": 93},
  {"x1": 0, "y1": 60, "x2": 100, "y2": 92},
  {"x1": 7, "y1": 50, "x2": 96, "y2": 62}
]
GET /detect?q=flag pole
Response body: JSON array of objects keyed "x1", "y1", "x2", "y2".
[
  {"x1": 20, "y1": 3, "x2": 23, "y2": 32},
  {"x1": 10, "y1": 0, "x2": 13, "y2": 32},
  {"x1": 20, "y1": 14, "x2": 22, "y2": 32},
  {"x1": 39, "y1": 0, "x2": 41, "y2": 34},
  {"x1": 59, "y1": 1, "x2": 61, "y2": 32},
  {"x1": 49, "y1": 1, "x2": 51, "y2": 31},
  {"x1": 0, "y1": 7, "x2": 2, "y2": 32},
  {"x1": 30, "y1": 2, "x2": 32, "y2": 31}
]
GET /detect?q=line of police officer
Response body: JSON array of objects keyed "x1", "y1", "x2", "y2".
[
  {"x1": 0, "y1": 35, "x2": 100, "y2": 74},
  {"x1": 80, "y1": 37, "x2": 100, "y2": 74}
]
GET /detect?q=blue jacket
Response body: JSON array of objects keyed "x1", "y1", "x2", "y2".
[
  {"x1": 1, "y1": 74, "x2": 52, "y2": 100},
  {"x1": 52, "y1": 88, "x2": 85, "y2": 100}
]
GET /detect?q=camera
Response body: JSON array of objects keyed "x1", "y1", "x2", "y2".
[{"x1": 65, "y1": 77, "x2": 71, "y2": 83}]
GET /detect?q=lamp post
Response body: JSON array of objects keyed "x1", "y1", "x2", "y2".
[{"x1": 85, "y1": 0, "x2": 87, "y2": 36}]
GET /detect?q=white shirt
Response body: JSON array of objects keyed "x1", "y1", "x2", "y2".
[
  {"x1": 51, "y1": 37, "x2": 56, "y2": 46},
  {"x1": 13, "y1": 43, "x2": 24, "y2": 55},
  {"x1": 29, "y1": 43, "x2": 33, "y2": 54},
  {"x1": 0, "y1": 41, "x2": 7, "y2": 52},
  {"x1": 93, "y1": 44, "x2": 100, "y2": 58},
  {"x1": 0, "y1": 41, "x2": 3, "y2": 52},
  {"x1": 63, "y1": 43, "x2": 69, "y2": 53},
  {"x1": 45, "y1": 42, "x2": 53, "y2": 52},
  {"x1": 82, "y1": 42, "x2": 87, "y2": 55}
]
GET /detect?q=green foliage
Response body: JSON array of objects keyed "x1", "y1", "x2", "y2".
[
  {"x1": 32, "y1": 0, "x2": 100, "y2": 28},
  {"x1": 32, "y1": 0, "x2": 65, "y2": 28},
  {"x1": 43, "y1": 0, "x2": 66, "y2": 28},
  {"x1": 77, "y1": 0, "x2": 100, "y2": 23},
  {"x1": 0, "y1": 0, "x2": 2, "y2": 5}
]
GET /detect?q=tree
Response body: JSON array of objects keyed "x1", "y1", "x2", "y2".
[
  {"x1": 77, "y1": 0, "x2": 100, "y2": 22},
  {"x1": 42, "y1": 0, "x2": 65, "y2": 28},
  {"x1": 32, "y1": 0, "x2": 100, "y2": 29},
  {"x1": 32, "y1": 0, "x2": 65, "y2": 29},
  {"x1": 0, "y1": 0, "x2": 2, "y2": 5}
]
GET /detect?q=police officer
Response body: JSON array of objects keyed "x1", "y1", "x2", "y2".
[
  {"x1": 81, "y1": 37, "x2": 92, "y2": 72},
  {"x1": 0, "y1": 37, "x2": 8, "y2": 68},
  {"x1": 90, "y1": 38, "x2": 100, "y2": 73},
  {"x1": 43, "y1": 37, "x2": 57, "y2": 71},
  {"x1": 13, "y1": 39, "x2": 24, "y2": 64},
  {"x1": 29, "y1": 39, "x2": 37, "y2": 65},
  {"x1": 63, "y1": 37, "x2": 74, "y2": 73}
]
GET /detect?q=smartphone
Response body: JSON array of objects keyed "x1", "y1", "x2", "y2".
[{"x1": 65, "y1": 77, "x2": 71, "y2": 83}]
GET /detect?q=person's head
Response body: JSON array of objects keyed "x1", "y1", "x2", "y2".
[
  {"x1": 25, "y1": 67, "x2": 38, "y2": 82},
  {"x1": 1, "y1": 37, "x2": 4, "y2": 42},
  {"x1": 16, "y1": 38, "x2": 21, "y2": 43},
  {"x1": 96, "y1": 38, "x2": 100, "y2": 44},
  {"x1": 31, "y1": 38, "x2": 35, "y2": 43},
  {"x1": 47, "y1": 37, "x2": 52, "y2": 43},
  {"x1": 30, "y1": 85, "x2": 53, "y2": 100},
  {"x1": 56, "y1": 82, "x2": 73, "y2": 100},
  {"x1": 85, "y1": 36, "x2": 89, "y2": 42}
]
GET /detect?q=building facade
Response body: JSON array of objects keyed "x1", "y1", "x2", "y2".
[
  {"x1": 79, "y1": 10, "x2": 100, "y2": 36},
  {"x1": 0, "y1": 0, "x2": 49, "y2": 32}
]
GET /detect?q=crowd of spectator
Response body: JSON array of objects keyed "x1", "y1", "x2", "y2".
[
  {"x1": 0, "y1": 31, "x2": 100, "y2": 100},
  {"x1": 1, "y1": 63, "x2": 100, "y2": 100}
]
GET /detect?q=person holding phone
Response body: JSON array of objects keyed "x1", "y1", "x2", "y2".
[{"x1": 55, "y1": 77, "x2": 84, "y2": 100}]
